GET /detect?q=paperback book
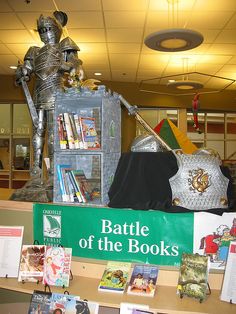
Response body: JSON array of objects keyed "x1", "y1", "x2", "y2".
[
  {"x1": 79, "y1": 116, "x2": 100, "y2": 149},
  {"x1": 28, "y1": 290, "x2": 52, "y2": 314},
  {"x1": 177, "y1": 253, "x2": 209, "y2": 302},
  {"x1": 220, "y1": 241, "x2": 236, "y2": 304},
  {"x1": 43, "y1": 246, "x2": 72, "y2": 287},
  {"x1": 50, "y1": 292, "x2": 80, "y2": 313},
  {"x1": 18, "y1": 244, "x2": 45, "y2": 283},
  {"x1": 120, "y1": 303, "x2": 150, "y2": 314},
  {"x1": 127, "y1": 264, "x2": 159, "y2": 297},
  {"x1": 98, "y1": 260, "x2": 131, "y2": 293},
  {"x1": 0, "y1": 226, "x2": 24, "y2": 277}
]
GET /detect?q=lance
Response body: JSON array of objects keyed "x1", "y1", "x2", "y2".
[{"x1": 119, "y1": 94, "x2": 172, "y2": 151}]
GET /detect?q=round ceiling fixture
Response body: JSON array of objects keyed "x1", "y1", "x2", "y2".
[
  {"x1": 144, "y1": 28, "x2": 204, "y2": 52},
  {"x1": 167, "y1": 80, "x2": 204, "y2": 90}
]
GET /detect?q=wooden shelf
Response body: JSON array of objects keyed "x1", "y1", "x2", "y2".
[{"x1": 0, "y1": 275, "x2": 235, "y2": 314}]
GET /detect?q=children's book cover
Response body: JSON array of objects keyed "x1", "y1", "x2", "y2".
[
  {"x1": 18, "y1": 245, "x2": 45, "y2": 283},
  {"x1": 49, "y1": 292, "x2": 80, "y2": 314},
  {"x1": 27, "y1": 290, "x2": 52, "y2": 314},
  {"x1": 66, "y1": 299, "x2": 99, "y2": 314},
  {"x1": 79, "y1": 116, "x2": 100, "y2": 149},
  {"x1": 43, "y1": 246, "x2": 72, "y2": 287},
  {"x1": 177, "y1": 253, "x2": 209, "y2": 302},
  {"x1": 127, "y1": 264, "x2": 159, "y2": 297},
  {"x1": 98, "y1": 261, "x2": 131, "y2": 293}
]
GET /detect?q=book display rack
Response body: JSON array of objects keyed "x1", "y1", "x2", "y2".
[
  {"x1": 53, "y1": 86, "x2": 121, "y2": 205},
  {"x1": 1, "y1": 200, "x2": 236, "y2": 313}
]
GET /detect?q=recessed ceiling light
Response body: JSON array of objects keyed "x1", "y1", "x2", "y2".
[
  {"x1": 10, "y1": 66, "x2": 17, "y2": 69},
  {"x1": 94, "y1": 72, "x2": 102, "y2": 76}
]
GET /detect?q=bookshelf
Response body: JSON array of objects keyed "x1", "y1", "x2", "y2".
[{"x1": 53, "y1": 86, "x2": 121, "y2": 205}]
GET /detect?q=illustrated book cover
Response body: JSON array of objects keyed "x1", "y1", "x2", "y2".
[
  {"x1": 79, "y1": 116, "x2": 100, "y2": 149},
  {"x1": 0, "y1": 225, "x2": 24, "y2": 277},
  {"x1": 98, "y1": 260, "x2": 131, "y2": 293},
  {"x1": 43, "y1": 246, "x2": 72, "y2": 287},
  {"x1": 127, "y1": 264, "x2": 159, "y2": 297},
  {"x1": 69, "y1": 299, "x2": 99, "y2": 314},
  {"x1": 177, "y1": 253, "x2": 209, "y2": 301},
  {"x1": 28, "y1": 290, "x2": 52, "y2": 314},
  {"x1": 120, "y1": 303, "x2": 150, "y2": 314},
  {"x1": 220, "y1": 241, "x2": 236, "y2": 304},
  {"x1": 18, "y1": 244, "x2": 46, "y2": 283},
  {"x1": 49, "y1": 292, "x2": 80, "y2": 313}
]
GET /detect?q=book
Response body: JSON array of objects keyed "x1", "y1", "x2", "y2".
[
  {"x1": 120, "y1": 303, "x2": 150, "y2": 314},
  {"x1": 18, "y1": 244, "x2": 45, "y2": 283},
  {"x1": 43, "y1": 246, "x2": 72, "y2": 287},
  {"x1": 79, "y1": 116, "x2": 100, "y2": 149},
  {"x1": 57, "y1": 164, "x2": 72, "y2": 202},
  {"x1": 71, "y1": 169, "x2": 93, "y2": 202},
  {"x1": 50, "y1": 292, "x2": 80, "y2": 313},
  {"x1": 71, "y1": 299, "x2": 99, "y2": 314},
  {"x1": 64, "y1": 112, "x2": 75, "y2": 149},
  {"x1": 57, "y1": 113, "x2": 68, "y2": 149},
  {"x1": 73, "y1": 113, "x2": 84, "y2": 149},
  {"x1": 98, "y1": 260, "x2": 131, "y2": 293},
  {"x1": 127, "y1": 264, "x2": 159, "y2": 297},
  {"x1": 177, "y1": 253, "x2": 209, "y2": 302},
  {"x1": 220, "y1": 241, "x2": 236, "y2": 304},
  {"x1": 0, "y1": 226, "x2": 24, "y2": 278},
  {"x1": 28, "y1": 290, "x2": 52, "y2": 314}
]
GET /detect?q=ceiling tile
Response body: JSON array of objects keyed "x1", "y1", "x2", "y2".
[
  {"x1": 67, "y1": 29, "x2": 106, "y2": 42},
  {"x1": 55, "y1": 0, "x2": 102, "y2": 11},
  {"x1": 109, "y1": 54, "x2": 139, "y2": 69},
  {"x1": 0, "y1": 0, "x2": 13, "y2": 12},
  {"x1": 186, "y1": 12, "x2": 233, "y2": 29},
  {"x1": 104, "y1": 12, "x2": 146, "y2": 28},
  {"x1": 0, "y1": 44, "x2": 12, "y2": 54},
  {"x1": 102, "y1": 0, "x2": 149, "y2": 11},
  {"x1": 4, "y1": 43, "x2": 37, "y2": 54},
  {"x1": 194, "y1": 0, "x2": 236, "y2": 11},
  {"x1": 16, "y1": 13, "x2": 43, "y2": 30},
  {"x1": 7, "y1": 0, "x2": 55, "y2": 11},
  {"x1": 106, "y1": 28, "x2": 143, "y2": 43},
  {"x1": 108, "y1": 43, "x2": 141, "y2": 53},
  {"x1": 67, "y1": 12, "x2": 104, "y2": 28},
  {"x1": 207, "y1": 44, "x2": 236, "y2": 54},
  {"x1": 0, "y1": 30, "x2": 35, "y2": 44},
  {"x1": 78, "y1": 43, "x2": 107, "y2": 54},
  {"x1": 0, "y1": 13, "x2": 25, "y2": 29},
  {"x1": 215, "y1": 30, "x2": 236, "y2": 44}
]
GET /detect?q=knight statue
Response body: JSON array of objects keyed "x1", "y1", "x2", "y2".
[{"x1": 13, "y1": 11, "x2": 84, "y2": 201}]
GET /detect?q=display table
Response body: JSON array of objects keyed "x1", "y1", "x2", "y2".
[
  {"x1": 108, "y1": 152, "x2": 235, "y2": 214},
  {"x1": 0, "y1": 201, "x2": 236, "y2": 313}
]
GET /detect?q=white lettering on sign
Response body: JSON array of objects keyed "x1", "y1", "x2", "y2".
[{"x1": 101, "y1": 219, "x2": 149, "y2": 236}]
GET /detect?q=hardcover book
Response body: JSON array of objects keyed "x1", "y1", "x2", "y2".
[
  {"x1": 50, "y1": 292, "x2": 80, "y2": 313},
  {"x1": 127, "y1": 264, "x2": 159, "y2": 297},
  {"x1": 70, "y1": 299, "x2": 99, "y2": 314},
  {"x1": 43, "y1": 246, "x2": 72, "y2": 287},
  {"x1": 177, "y1": 253, "x2": 209, "y2": 302},
  {"x1": 18, "y1": 244, "x2": 45, "y2": 283},
  {"x1": 71, "y1": 169, "x2": 93, "y2": 202},
  {"x1": 28, "y1": 290, "x2": 52, "y2": 314},
  {"x1": 98, "y1": 260, "x2": 131, "y2": 293}
]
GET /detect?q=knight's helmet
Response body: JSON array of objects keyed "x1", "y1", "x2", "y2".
[{"x1": 37, "y1": 11, "x2": 68, "y2": 44}]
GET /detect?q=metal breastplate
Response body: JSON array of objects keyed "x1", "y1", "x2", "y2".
[
  {"x1": 169, "y1": 151, "x2": 229, "y2": 210},
  {"x1": 34, "y1": 44, "x2": 63, "y2": 110}
]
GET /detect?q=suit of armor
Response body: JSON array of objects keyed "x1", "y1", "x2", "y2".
[{"x1": 16, "y1": 11, "x2": 84, "y2": 187}]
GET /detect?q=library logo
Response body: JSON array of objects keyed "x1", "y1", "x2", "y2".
[{"x1": 43, "y1": 214, "x2": 61, "y2": 238}]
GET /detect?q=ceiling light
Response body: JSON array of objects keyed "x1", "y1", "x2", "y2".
[
  {"x1": 144, "y1": 28, "x2": 204, "y2": 52},
  {"x1": 10, "y1": 66, "x2": 17, "y2": 69},
  {"x1": 167, "y1": 80, "x2": 204, "y2": 90},
  {"x1": 144, "y1": 0, "x2": 204, "y2": 52},
  {"x1": 94, "y1": 72, "x2": 102, "y2": 76}
]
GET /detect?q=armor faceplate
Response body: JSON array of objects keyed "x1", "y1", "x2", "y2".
[
  {"x1": 60, "y1": 37, "x2": 80, "y2": 52},
  {"x1": 169, "y1": 150, "x2": 229, "y2": 210},
  {"x1": 37, "y1": 14, "x2": 62, "y2": 44}
]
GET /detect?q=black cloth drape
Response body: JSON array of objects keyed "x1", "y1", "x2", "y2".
[{"x1": 108, "y1": 152, "x2": 235, "y2": 215}]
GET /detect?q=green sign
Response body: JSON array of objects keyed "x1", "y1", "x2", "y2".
[{"x1": 33, "y1": 203, "x2": 194, "y2": 266}]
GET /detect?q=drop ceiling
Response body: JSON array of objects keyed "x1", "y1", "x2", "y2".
[{"x1": 0, "y1": 0, "x2": 236, "y2": 91}]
